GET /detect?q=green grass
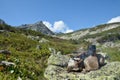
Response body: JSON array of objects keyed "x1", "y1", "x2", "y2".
[
  {"x1": 0, "y1": 24, "x2": 78, "y2": 79},
  {"x1": 0, "y1": 32, "x2": 50, "y2": 79},
  {"x1": 0, "y1": 22, "x2": 120, "y2": 79},
  {"x1": 102, "y1": 47, "x2": 120, "y2": 61}
]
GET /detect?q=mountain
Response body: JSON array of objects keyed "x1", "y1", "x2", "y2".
[
  {"x1": 18, "y1": 21, "x2": 54, "y2": 35},
  {"x1": 0, "y1": 19, "x2": 6, "y2": 24},
  {"x1": 0, "y1": 19, "x2": 120, "y2": 80},
  {"x1": 0, "y1": 21, "x2": 76, "y2": 79},
  {"x1": 44, "y1": 22, "x2": 120, "y2": 80},
  {"x1": 58, "y1": 22, "x2": 120, "y2": 41}
]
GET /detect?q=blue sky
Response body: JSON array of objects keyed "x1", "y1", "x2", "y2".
[{"x1": 0, "y1": 0, "x2": 120, "y2": 33}]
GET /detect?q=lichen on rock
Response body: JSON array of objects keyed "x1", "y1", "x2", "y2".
[
  {"x1": 44, "y1": 52, "x2": 120, "y2": 80},
  {"x1": 47, "y1": 50, "x2": 69, "y2": 67}
]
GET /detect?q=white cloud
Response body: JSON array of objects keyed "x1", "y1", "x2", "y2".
[
  {"x1": 43, "y1": 20, "x2": 73, "y2": 33},
  {"x1": 107, "y1": 16, "x2": 120, "y2": 23},
  {"x1": 43, "y1": 21, "x2": 53, "y2": 31},
  {"x1": 53, "y1": 21, "x2": 66, "y2": 32},
  {"x1": 65, "y1": 29, "x2": 74, "y2": 33}
]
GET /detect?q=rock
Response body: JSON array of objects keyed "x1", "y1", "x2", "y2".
[
  {"x1": 83, "y1": 55, "x2": 99, "y2": 73},
  {"x1": 0, "y1": 30, "x2": 6, "y2": 33},
  {"x1": 47, "y1": 52, "x2": 69, "y2": 67},
  {"x1": 0, "y1": 50, "x2": 11, "y2": 59},
  {"x1": 39, "y1": 38, "x2": 49, "y2": 43},
  {"x1": 49, "y1": 48, "x2": 56, "y2": 54},
  {"x1": 0, "y1": 61, "x2": 15, "y2": 66},
  {"x1": 27, "y1": 35, "x2": 40, "y2": 41},
  {"x1": 10, "y1": 70, "x2": 14, "y2": 73},
  {"x1": 96, "y1": 54, "x2": 105, "y2": 67},
  {"x1": 0, "y1": 50, "x2": 11, "y2": 55},
  {"x1": 36, "y1": 45, "x2": 41, "y2": 50},
  {"x1": 17, "y1": 76, "x2": 22, "y2": 80},
  {"x1": 103, "y1": 42, "x2": 115, "y2": 47},
  {"x1": 97, "y1": 52, "x2": 110, "y2": 63},
  {"x1": 0, "y1": 61, "x2": 16, "y2": 71},
  {"x1": 44, "y1": 65, "x2": 65, "y2": 80},
  {"x1": 44, "y1": 62, "x2": 120, "y2": 80},
  {"x1": 67, "y1": 58, "x2": 83, "y2": 72},
  {"x1": 102, "y1": 41, "x2": 120, "y2": 48}
]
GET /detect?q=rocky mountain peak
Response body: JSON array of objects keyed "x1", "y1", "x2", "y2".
[
  {"x1": 0, "y1": 19, "x2": 6, "y2": 24},
  {"x1": 19, "y1": 21, "x2": 54, "y2": 35},
  {"x1": 35, "y1": 21, "x2": 43, "y2": 24}
]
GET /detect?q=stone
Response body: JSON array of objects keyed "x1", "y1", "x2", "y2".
[
  {"x1": 0, "y1": 50, "x2": 11, "y2": 55},
  {"x1": 44, "y1": 62, "x2": 120, "y2": 80},
  {"x1": 49, "y1": 48, "x2": 56, "y2": 55},
  {"x1": 17, "y1": 76, "x2": 22, "y2": 80},
  {"x1": 0, "y1": 50, "x2": 11, "y2": 59},
  {"x1": 97, "y1": 52, "x2": 110, "y2": 63},
  {"x1": 83, "y1": 55, "x2": 99, "y2": 72},
  {"x1": 0, "y1": 30, "x2": 6, "y2": 33},
  {"x1": 39, "y1": 38, "x2": 49, "y2": 43},
  {"x1": 67, "y1": 58, "x2": 83, "y2": 72},
  {"x1": 103, "y1": 42, "x2": 115, "y2": 47},
  {"x1": 27, "y1": 35, "x2": 40, "y2": 41},
  {"x1": 47, "y1": 52, "x2": 69, "y2": 67},
  {"x1": 0, "y1": 61, "x2": 15, "y2": 66},
  {"x1": 36, "y1": 45, "x2": 41, "y2": 50}
]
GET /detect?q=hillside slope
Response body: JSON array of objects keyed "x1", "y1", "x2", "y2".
[
  {"x1": 57, "y1": 22, "x2": 120, "y2": 62},
  {"x1": 58, "y1": 22, "x2": 120, "y2": 40},
  {"x1": 0, "y1": 23, "x2": 77, "y2": 80},
  {"x1": 0, "y1": 20, "x2": 120, "y2": 80}
]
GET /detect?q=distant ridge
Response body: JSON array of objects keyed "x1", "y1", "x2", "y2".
[{"x1": 58, "y1": 22, "x2": 120, "y2": 40}]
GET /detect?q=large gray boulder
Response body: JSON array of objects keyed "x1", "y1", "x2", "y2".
[
  {"x1": 47, "y1": 51, "x2": 69, "y2": 67},
  {"x1": 45, "y1": 55, "x2": 120, "y2": 80}
]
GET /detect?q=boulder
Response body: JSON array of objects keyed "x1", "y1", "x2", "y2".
[
  {"x1": 0, "y1": 50, "x2": 11, "y2": 58},
  {"x1": 67, "y1": 58, "x2": 84, "y2": 72},
  {"x1": 44, "y1": 62, "x2": 120, "y2": 80},
  {"x1": 0, "y1": 61, "x2": 15, "y2": 66},
  {"x1": 48, "y1": 51, "x2": 69, "y2": 67},
  {"x1": 45, "y1": 47, "x2": 120, "y2": 80},
  {"x1": 0, "y1": 50, "x2": 11, "y2": 55},
  {"x1": 39, "y1": 38, "x2": 49, "y2": 43},
  {"x1": 83, "y1": 55, "x2": 99, "y2": 73}
]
